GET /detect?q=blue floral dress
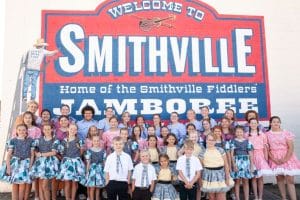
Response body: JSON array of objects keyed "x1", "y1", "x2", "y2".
[
  {"x1": 0, "y1": 138, "x2": 34, "y2": 184},
  {"x1": 30, "y1": 137, "x2": 60, "y2": 179}
]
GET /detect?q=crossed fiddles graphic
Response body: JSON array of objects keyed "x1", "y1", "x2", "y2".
[{"x1": 132, "y1": 14, "x2": 176, "y2": 31}]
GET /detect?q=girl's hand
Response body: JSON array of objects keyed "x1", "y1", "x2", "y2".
[
  {"x1": 225, "y1": 178, "x2": 230, "y2": 186},
  {"x1": 6, "y1": 167, "x2": 11, "y2": 176}
]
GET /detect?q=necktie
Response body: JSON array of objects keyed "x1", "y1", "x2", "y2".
[
  {"x1": 116, "y1": 154, "x2": 121, "y2": 174},
  {"x1": 186, "y1": 157, "x2": 191, "y2": 179},
  {"x1": 141, "y1": 165, "x2": 149, "y2": 187}
]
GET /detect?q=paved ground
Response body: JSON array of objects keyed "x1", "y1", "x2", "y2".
[{"x1": 0, "y1": 184, "x2": 299, "y2": 199}]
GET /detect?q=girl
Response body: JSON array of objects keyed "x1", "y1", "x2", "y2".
[
  {"x1": 160, "y1": 133, "x2": 179, "y2": 181},
  {"x1": 200, "y1": 133, "x2": 234, "y2": 200},
  {"x1": 82, "y1": 135, "x2": 106, "y2": 200},
  {"x1": 85, "y1": 125, "x2": 101, "y2": 150},
  {"x1": 135, "y1": 115, "x2": 148, "y2": 139},
  {"x1": 52, "y1": 104, "x2": 76, "y2": 129},
  {"x1": 200, "y1": 106, "x2": 217, "y2": 131},
  {"x1": 186, "y1": 123, "x2": 204, "y2": 147},
  {"x1": 243, "y1": 110, "x2": 266, "y2": 133},
  {"x1": 120, "y1": 128, "x2": 139, "y2": 164},
  {"x1": 13, "y1": 111, "x2": 41, "y2": 139},
  {"x1": 118, "y1": 111, "x2": 132, "y2": 136},
  {"x1": 30, "y1": 124, "x2": 60, "y2": 200},
  {"x1": 212, "y1": 126, "x2": 225, "y2": 149},
  {"x1": 98, "y1": 107, "x2": 114, "y2": 134},
  {"x1": 160, "y1": 126, "x2": 170, "y2": 147},
  {"x1": 266, "y1": 116, "x2": 300, "y2": 200},
  {"x1": 147, "y1": 135, "x2": 160, "y2": 170},
  {"x1": 152, "y1": 114, "x2": 163, "y2": 137},
  {"x1": 167, "y1": 112, "x2": 186, "y2": 147},
  {"x1": 246, "y1": 118, "x2": 272, "y2": 200},
  {"x1": 0, "y1": 124, "x2": 35, "y2": 200},
  {"x1": 230, "y1": 125, "x2": 255, "y2": 200},
  {"x1": 56, "y1": 123, "x2": 85, "y2": 200},
  {"x1": 131, "y1": 125, "x2": 147, "y2": 151},
  {"x1": 220, "y1": 117, "x2": 234, "y2": 142},
  {"x1": 55, "y1": 115, "x2": 69, "y2": 141},
  {"x1": 102, "y1": 116, "x2": 120, "y2": 154},
  {"x1": 200, "y1": 118, "x2": 212, "y2": 143},
  {"x1": 37, "y1": 109, "x2": 53, "y2": 129},
  {"x1": 224, "y1": 109, "x2": 238, "y2": 129},
  {"x1": 152, "y1": 154, "x2": 180, "y2": 200},
  {"x1": 147, "y1": 125, "x2": 164, "y2": 148}
]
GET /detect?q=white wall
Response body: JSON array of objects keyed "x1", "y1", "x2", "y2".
[{"x1": 0, "y1": 0, "x2": 300, "y2": 191}]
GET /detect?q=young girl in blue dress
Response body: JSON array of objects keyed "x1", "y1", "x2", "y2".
[
  {"x1": 82, "y1": 135, "x2": 106, "y2": 200},
  {"x1": 30, "y1": 123, "x2": 60, "y2": 200},
  {"x1": 56, "y1": 123, "x2": 85, "y2": 200},
  {"x1": 230, "y1": 125, "x2": 255, "y2": 200},
  {"x1": 0, "y1": 124, "x2": 35, "y2": 200}
]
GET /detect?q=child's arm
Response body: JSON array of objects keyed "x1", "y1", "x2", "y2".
[
  {"x1": 177, "y1": 146, "x2": 184, "y2": 157},
  {"x1": 86, "y1": 160, "x2": 90, "y2": 174},
  {"x1": 190, "y1": 171, "x2": 200, "y2": 186},
  {"x1": 5, "y1": 150, "x2": 12, "y2": 175},
  {"x1": 150, "y1": 180, "x2": 155, "y2": 193},
  {"x1": 281, "y1": 140, "x2": 294, "y2": 164},
  {"x1": 178, "y1": 170, "x2": 189, "y2": 186},
  {"x1": 127, "y1": 170, "x2": 132, "y2": 184},
  {"x1": 223, "y1": 154, "x2": 231, "y2": 185},
  {"x1": 105, "y1": 172, "x2": 110, "y2": 185},
  {"x1": 230, "y1": 150, "x2": 236, "y2": 172},
  {"x1": 249, "y1": 150, "x2": 254, "y2": 172},
  {"x1": 30, "y1": 149, "x2": 35, "y2": 169},
  {"x1": 133, "y1": 151, "x2": 139, "y2": 165},
  {"x1": 131, "y1": 180, "x2": 135, "y2": 192}
]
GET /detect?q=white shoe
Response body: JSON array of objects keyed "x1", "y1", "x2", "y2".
[{"x1": 79, "y1": 194, "x2": 87, "y2": 200}]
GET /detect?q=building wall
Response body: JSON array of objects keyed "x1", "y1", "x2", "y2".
[{"x1": 0, "y1": 0, "x2": 299, "y2": 190}]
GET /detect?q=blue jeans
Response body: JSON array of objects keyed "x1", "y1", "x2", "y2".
[{"x1": 22, "y1": 69, "x2": 40, "y2": 99}]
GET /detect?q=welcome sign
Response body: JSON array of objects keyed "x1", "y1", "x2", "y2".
[{"x1": 41, "y1": 0, "x2": 270, "y2": 120}]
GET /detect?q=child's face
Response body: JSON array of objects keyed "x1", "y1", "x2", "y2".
[
  {"x1": 247, "y1": 112, "x2": 256, "y2": 121},
  {"x1": 153, "y1": 115, "x2": 161, "y2": 125},
  {"x1": 170, "y1": 113, "x2": 179, "y2": 123},
  {"x1": 28, "y1": 103, "x2": 38, "y2": 114},
  {"x1": 59, "y1": 117, "x2": 69, "y2": 128},
  {"x1": 235, "y1": 128, "x2": 244, "y2": 138},
  {"x1": 109, "y1": 118, "x2": 118, "y2": 128},
  {"x1": 136, "y1": 117, "x2": 144, "y2": 126},
  {"x1": 23, "y1": 114, "x2": 33, "y2": 125},
  {"x1": 161, "y1": 128, "x2": 169, "y2": 138},
  {"x1": 166, "y1": 135, "x2": 176, "y2": 145},
  {"x1": 187, "y1": 110, "x2": 195, "y2": 120},
  {"x1": 249, "y1": 119, "x2": 258, "y2": 130},
  {"x1": 202, "y1": 121, "x2": 211, "y2": 130},
  {"x1": 270, "y1": 118, "x2": 281, "y2": 129},
  {"x1": 68, "y1": 124, "x2": 78, "y2": 137},
  {"x1": 148, "y1": 137, "x2": 157, "y2": 147},
  {"x1": 201, "y1": 107, "x2": 209, "y2": 117},
  {"x1": 113, "y1": 140, "x2": 124, "y2": 152},
  {"x1": 184, "y1": 147, "x2": 194, "y2": 156},
  {"x1": 83, "y1": 110, "x2": 93, "y2": 121},
  {"x1": 60, "y1": 106, "x2": 70, "y2": 115},
  {"x1": 225, "y1": 110, "x2": 234, "y2": 120},
  {"x1": 105, "y1": 108, "x2": 114, "y2": 118},
  {"x1": 17, "y1": 126, "x2": 27, "y2": 138},
  {"x1": 89, "y1": 126, "x2": 98, "y2": 136},
  {"x1": 221, "y1": 119, "x2": 230, "y2": 128},
  {"x1": 213, "y1": 128, "x2": 222, "y2": 138},
  {"x1": 187, "y1": 125, "x2": 196, "y2": 134},
  {"x1": 43, "y1": 125, "x2": 52, "y2": 137},
  {"x1": 92, "y1": 136, "x2": 101, "y2": 148},
  {"x1": 159, "y1": 157, "x2": 169, "y2": 168},
  {"x1": 189, "y1": 133, "x2": 198, "y2": 143},
  {"x1": 122, "y1": 113, "x2": 130, "y2": 123},
  {"x1": 147, "y1": 127, "x2": 155, "y2": 136},
  {"x1": 120, "y1": 130, "x2": 128, "y2": 140},
  {"x1": 41, "y1": 111, "x2": 51, "y2": 121},
  {"x1": 133, "y1": 127, "x2": 141, "y2": 137},
  {"x1": 206, "y1": 135, "x2": 216, "y2": 148},
  {"x1": 140, "y1": 152, "x2": 150, "y2": 164}
]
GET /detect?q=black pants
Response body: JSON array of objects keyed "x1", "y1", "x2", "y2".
[
  {"x1": 132, "y1": 187, "x2": 151, "y2": 200},
  {"x1": 106, "y1": 180, "x2": 129, "y2": 200},
  {"x1": 179, "y1": 182, "x2": 197, "y2": 200}
]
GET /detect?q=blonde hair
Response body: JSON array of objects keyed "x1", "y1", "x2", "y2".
[{"x1": 184, "y1": 139, "x2": 194, "y2": 149}]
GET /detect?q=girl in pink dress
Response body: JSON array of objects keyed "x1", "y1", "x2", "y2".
[
  {"x1": 266, "y1": 116, "x2": 300, "y2": 200},
  {"x1": 55, "y1": 115, "x2": 69, "y2": 141},
  {"x1": 102, "y1": 116, "x2": 120, "y2": 154},
  {"x1": 84, "y1": 125, "x2": 102, "y2": 150},
  {"x1": 131, "y1": 125, "x2": 147, "y2": 151},
  {"x1": 147, "y1": 125, "x2": 164, "y2": 148},
  {"x1": 246, "y1": 118, "x2": 272, "y2": 200},
  {"x1": 12, "y1": 111, "x2": 41, "y2": 139}
]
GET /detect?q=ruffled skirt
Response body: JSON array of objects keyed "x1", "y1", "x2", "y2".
[
  {"x1": 56, "y1": 157, "x2": 85, "y2": 182},
  {"x1": 81, "y1": 163, "x2": 105, "y2": 188},
  {"x1": 151, "y1": 182, "x2": 180, "y2": 200},
  {"x1": 30, "y1": 156, "x2": 60, "y2": 179}
]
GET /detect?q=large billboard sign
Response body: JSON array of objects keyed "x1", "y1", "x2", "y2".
[{"x1": 41, "y1": 0, "x2": 270, "y2": 120}]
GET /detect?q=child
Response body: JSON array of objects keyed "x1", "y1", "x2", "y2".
[
  {"x1": 199, "y1": 106, "x2": 217, "y2": 131},
  {"x1": 13, "y1": 111, "x2": 41, "y2": 139},
  {"x1": 30, "y1": 124, "x2": 60, "y2": 200},
  {"x1": 135, "y1": 115, "x2": 148, "y2": 139},
  {"x1": 147, "y1": 135, "x2": 160, "y2": 170},
  {"x1": 98, "y1": 107, "x2": 114, "y2": 134},
  {"x1": 132, "y1": 150, "x2": 157, "y2": 200},
  {"x1": 152, "y1": 154, "x2": 180, "y2": 200},
  {"x1": 160, "y1": 133, "x2": 179, "y2": 175},
  {"x1": 85, "y1": 125, "x2": 101, "y2": 149},
  {"x1": 104, "y1": 136, "x2": 133, "y2": 200},
  {"x1": 102, "y1": 116, "x2": 120, "y2": 154},
  {"x1": 56, "y1": 123, "x2": 85, "y2": 200},
  {"x1": 212, "y1": 126, "x2": 225, "y2": 149},
  {"x1": 167, "y1": 112, "x2": 186, "y2": 147},
  {"x1": 176, "y1": 140, "x2": 202, "y2": 200},
  {"x1": 37, "y1": 109, "x2": 53, "y2": 129},
  {"x1": 0, "y1": 124, "x2": 35, "y2": 200},
  {"x1": 159, "y1": 126, "x2": 170, "y2": 147},
  {"x1": 55, "y1": 115, "x2": 69, "y2": 141},
  {"x1": 245, "y1": 118, "x2": 272, "y2": 200},
  {"x1": 120, "y1": 128, "x2": 139, "y2": 164},
  {"x1": 178, "y1": 131, "x2": 203, "y2": 157},
  {"x1": 118, "y1": 111, "x2": 132, "y2": 136},
  {"x1": 147, "y1": 125, "x2": 164, "y2": 148},
  {"x1": 266, "y1": 116, "x2": 300, "y2": 200},
  {"x1": 152, "y1": 114, "x2": 163, "y2": 137},
  {"x1": 200, "y1": 133, "x2": 234, "y2": 200},
  {"x1": 82, "y1": 135, "x2": 106, "y2": 200},
  {"x1": 185, "y1": 109, "x2": 201, "y2": 132},
  {"x1": 224, "y1": 108, "x2": 238, "y2": 129},
  {"x1": 132, "y1": 125, "x2": 147, "y2": 151},
  {"x1": 200, "y1": 118, "x2": 212, "y2": 139},
  {"x1": 243, "y1": 110, "x2": 266, "y2": 133},
  {"x1": 230, "y1": 125, "x2": 255, "y2": 200}
]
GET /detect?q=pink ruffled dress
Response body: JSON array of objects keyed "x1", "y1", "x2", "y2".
[
  {"x1": 245, "y1": 132, "x2": 272, "y2": 177},
  {"x1": 266, "y1": 130, "x2": 300, "y2": 176}
]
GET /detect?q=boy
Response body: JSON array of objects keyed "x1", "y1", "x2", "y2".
[
  {"x1": 132, "y1": 150, "x2": 157, "y2": 200},
  {"x1": 176, "y1": 139, "x2": 202, "y2": 200},
  {"x1": 104, "y1": 136, "x2": 133, "y2": 200}
]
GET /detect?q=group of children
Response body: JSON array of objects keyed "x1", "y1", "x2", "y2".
[{"x1": 0, "y1": 102, "x2": 300, "y2": 200}]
